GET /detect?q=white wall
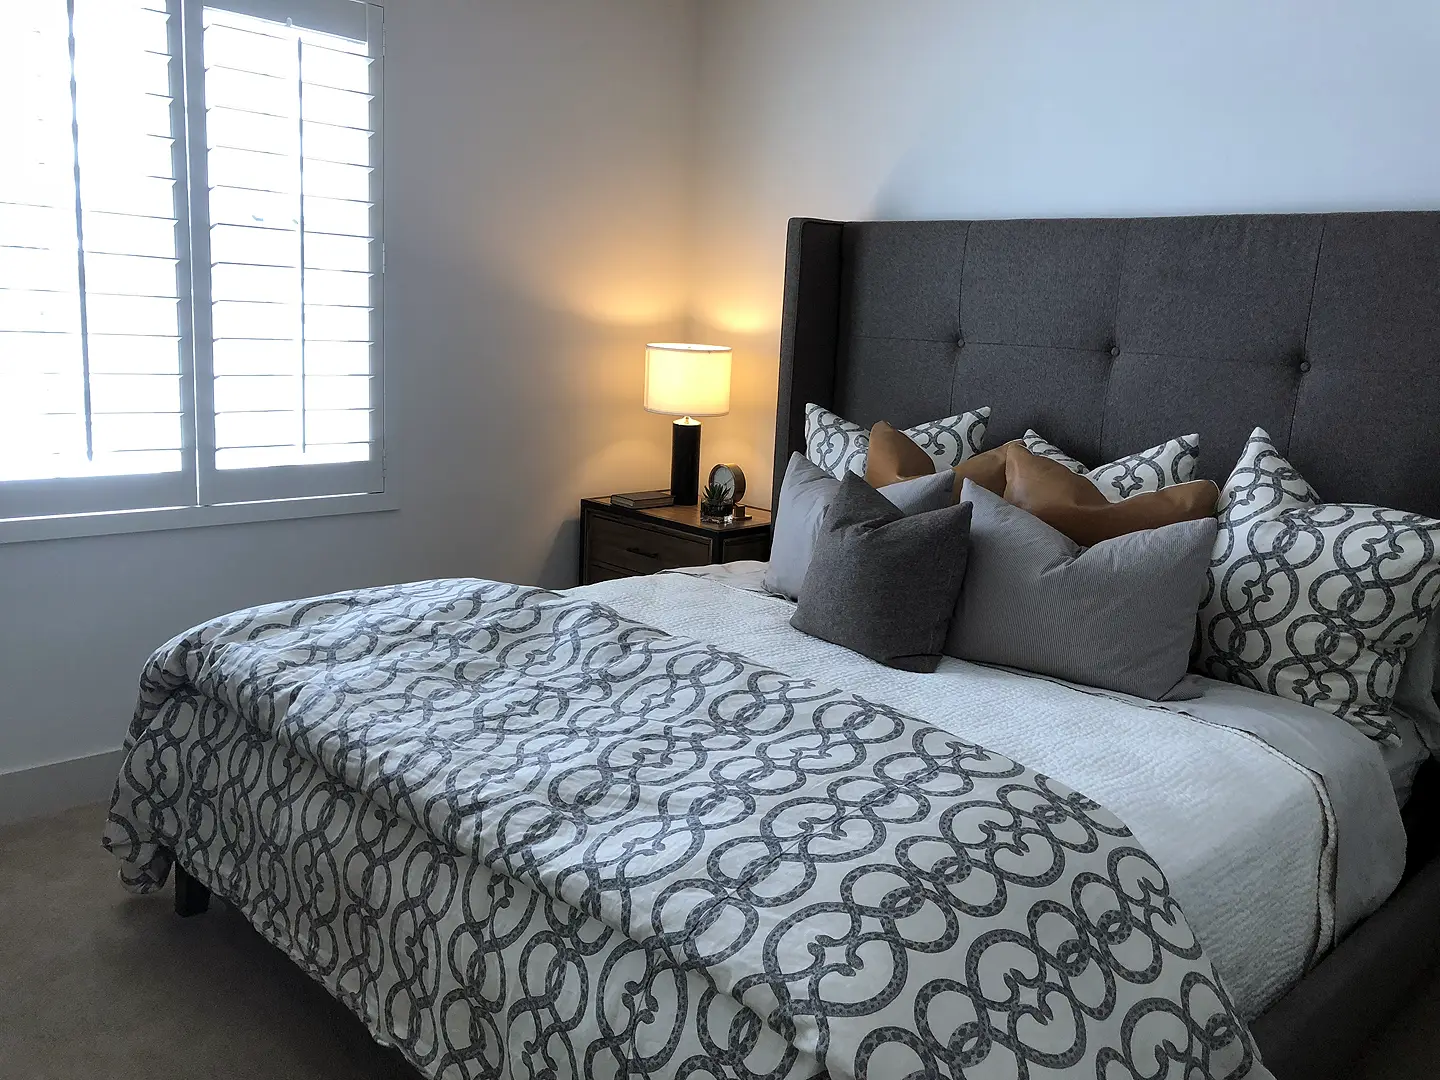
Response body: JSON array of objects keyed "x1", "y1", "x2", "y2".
[
  {"x1": 0, "y1": 0, "x2": 698, "y2": 778},
  {"x1": 689, "y1": 0, "x2": 1440, "y2": 505}
]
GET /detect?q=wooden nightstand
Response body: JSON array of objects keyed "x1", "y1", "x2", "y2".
[{"x1": 579, "y1": 498, "x2": 772, "y2": 585}]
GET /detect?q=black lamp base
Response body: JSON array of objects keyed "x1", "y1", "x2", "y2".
[{"x1": 670, "y1": 418, "x2": 701, "y2": 504}]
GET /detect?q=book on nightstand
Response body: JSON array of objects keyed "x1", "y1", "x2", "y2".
[{"x1": 610, "y1": 489, "x2": 674, "y2": 509}]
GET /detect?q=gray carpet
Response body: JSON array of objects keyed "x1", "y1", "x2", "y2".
[
  {"x1": 0, "y1": 803, "x2": 415, "y2": 1080},
  {"x1": 1, "y1": 802, "x2": 1437, "y2": 1079}
]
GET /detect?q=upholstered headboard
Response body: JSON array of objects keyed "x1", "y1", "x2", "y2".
[{"x1": 774, "y1": 212, "x2": 1440, "y2": 517}]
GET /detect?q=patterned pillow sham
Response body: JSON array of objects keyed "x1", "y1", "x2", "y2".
[
  {"x1": 1194, "y1": 427, "x2": 1440, "y2": 745},
  {"x1": 1022, "y1": 429, "x2": 1199, "y2": 502},
  {"x1": 805, "y1": 403, "x2": 989, "y2": 480}
]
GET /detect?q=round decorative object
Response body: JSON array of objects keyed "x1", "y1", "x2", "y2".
[{"x1": 707, "y1": 463, "x2": 746, "y2": 503}]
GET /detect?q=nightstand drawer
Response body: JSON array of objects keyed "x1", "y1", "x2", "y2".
[{"x1": 586, "y1": 513, "x2": 711, "y2": 575}]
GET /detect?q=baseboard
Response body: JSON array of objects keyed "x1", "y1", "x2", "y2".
[{"x1": 0, "y1": 749, "x2": 124, "y2": 826}]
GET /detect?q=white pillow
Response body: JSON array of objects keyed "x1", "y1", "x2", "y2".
[
  {"x1": 1022, "y1": 429, "x2": 1199, "y2": 502},
  {"x1": 1194, "y1": 427, "x2": 1440, "y2": 745},
  {"x1": 804, "y1": 403, "x2": 989, "y2": 480}
]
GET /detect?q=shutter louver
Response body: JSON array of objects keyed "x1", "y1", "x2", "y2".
[
  {"x1": 0, "y1": 0, "x2": 383, "y2": 531},
  {"x1": 194, "y1": 3, "x2": 383, "y2": 502},
  {"x1": 0, "y1": 0, "x2": 195, "y2": 519},
  {"x1": 0, "y1": 2, "x2": 83, "y2": 483}
]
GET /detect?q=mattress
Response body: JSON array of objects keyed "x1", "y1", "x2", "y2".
[{"x1": 578, "y1": 565, "x2": 1408, "y2": 1020}]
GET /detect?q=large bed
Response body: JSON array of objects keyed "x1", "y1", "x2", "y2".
[
  {"x1": 770, "y1": 210, "x2": 1440, "y2": 1079},
  {"x1": 106, "y1": 210, "x2": 1440, "y2": 1079}
]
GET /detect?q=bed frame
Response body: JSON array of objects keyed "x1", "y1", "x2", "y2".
[{"x1": 770, "y1": 211, "x2": 1440, "y2": 1079}]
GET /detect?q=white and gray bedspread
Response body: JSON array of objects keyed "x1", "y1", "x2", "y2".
[
  {"x1": 615, "y1": 566, "x2": 1407, "y2": 1021},
  {"x1": 106, "y1": 576, "x2": 1269, "y2": 1079}
]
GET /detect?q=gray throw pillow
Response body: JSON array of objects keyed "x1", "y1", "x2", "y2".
[
  {"x1": 945, "y1": 481, "x2": 1217, "y2": 700},
  {"x1": 764, "y1": 452, "x2": 955, "y2": 600},
  {"x1": 790, "y1": 473, "x2": 972, "y2": 673}
]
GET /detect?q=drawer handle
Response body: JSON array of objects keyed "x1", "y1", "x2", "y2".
[{"x1": 625, "y1": 545, "x2": 660, "y2": 560}]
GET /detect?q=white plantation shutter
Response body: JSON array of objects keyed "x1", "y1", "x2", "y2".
[
  {"x1": 187, "y1": 0, "x2": 384, "y2": 503},
  {"x1": 0, "y1": 0, "x2": 383, "y2": 530},
  {"x1": 0, "y1": 0, "x2": 195, "y2": 520}
]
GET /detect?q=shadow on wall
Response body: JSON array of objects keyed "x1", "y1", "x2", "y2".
[
  {"x1": 385, "y1": 238, "x2": 686, "y2": 590},
  {"x1": 373, "y1": 0, "x2": 704, "y2": 590}
]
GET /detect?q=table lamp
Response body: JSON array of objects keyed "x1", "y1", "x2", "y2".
[{"x1": 644, "y1": 342, "x2": 731, "y2": 504}]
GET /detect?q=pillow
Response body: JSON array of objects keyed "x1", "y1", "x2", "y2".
[
  {"x1": 865, "y1": 421, "x2": 1010, "y2": 500},
  {"x1": 946, "y1": 481, "x2": 1218, "y2": 700},
  {"x1": 1194, "y1": 427, "x2": 1440, "y2": 745},
  {"x1": 791, "y1": 473, "x2": 972, "y2": 672},
  {"x1": 1022, "y1": 429, "x2": 1199, "y2": 501},
  {"x1": 764, "y1": 452, "x2": 956, "y2": 601},
  {"x1": 804, "y1": 402, "x2": 989, "y2": 479},
  {"x1": 1004, "y1": 445, "x2": 1220, "y2": 547}
]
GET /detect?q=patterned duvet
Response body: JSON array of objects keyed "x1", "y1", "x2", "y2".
[{"x1": 105, "y1": 578, "x2": 1267, "y2": 1079}]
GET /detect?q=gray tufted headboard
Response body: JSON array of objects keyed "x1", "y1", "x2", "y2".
[{"x1": 774, "y1": 212, "x2": 1440, "y2": 517}]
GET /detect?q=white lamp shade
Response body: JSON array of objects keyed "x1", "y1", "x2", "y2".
[{"x1": 644, "y1": 343, "x2": 732, "y2": 417}]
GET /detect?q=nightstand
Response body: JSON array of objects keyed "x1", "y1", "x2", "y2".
[{"x1": 579, "y1": 498, "x2": 772, "y2": 585}]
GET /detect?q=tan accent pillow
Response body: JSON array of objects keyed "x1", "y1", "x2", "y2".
[
  {"x1": 866, "y1": 421, "x2": 1008, "y2": 500},
  {"x1": 1004, "y1": 445, "x2": 1218, "y2": 547}
]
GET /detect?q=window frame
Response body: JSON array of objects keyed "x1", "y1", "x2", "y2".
[{"x1": 0, "y1": 0, "x2": 389, "y2": 545}]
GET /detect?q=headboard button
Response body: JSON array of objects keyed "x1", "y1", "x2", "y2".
[
  {"x1": 1299, "y1": 360, "x2": 1312, "y2": 373},
  {"x1": 1109, "y1": 346, "x2": 1120, "y2": 357}
]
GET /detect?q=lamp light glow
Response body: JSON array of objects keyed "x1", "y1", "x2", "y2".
[{"x1": 644, "y1": 343, "x2": 732, "y2": 418}]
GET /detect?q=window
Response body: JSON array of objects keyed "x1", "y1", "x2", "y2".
[{"x1": 0, "y1": 0, "x2": 384, "y2": 535}]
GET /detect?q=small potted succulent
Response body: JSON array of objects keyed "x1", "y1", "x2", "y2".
[{"x1": 700, "y1": 481, "x2": 732, "y2": 522}]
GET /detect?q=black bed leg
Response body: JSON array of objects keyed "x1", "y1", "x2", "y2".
[{"x1": 174, "y1": 861, "x2": 211, "y2": 917}]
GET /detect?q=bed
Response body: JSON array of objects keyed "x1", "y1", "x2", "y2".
[
  {"x1": 105, "y1": 210, "x2": 1440, "y2": 1079},
  {"x1": 769, "y1": 210, "x2": 1440, "y2": 1077}
]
